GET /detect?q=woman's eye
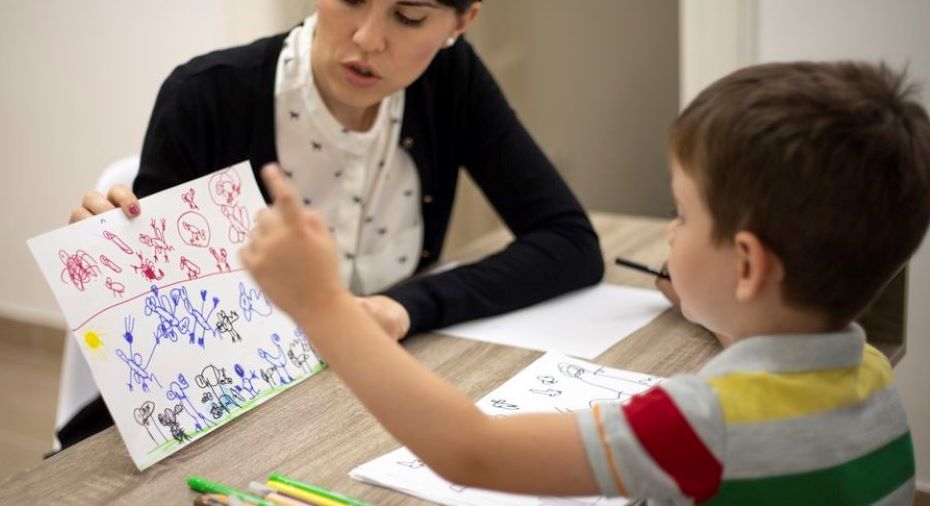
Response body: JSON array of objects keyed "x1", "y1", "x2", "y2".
[
  {"x1": 342, "y1": 0, "x2": 364, "y2": 6},
  {"x1": 395, "y1": 11, "x2": 426, "y2": 26}
]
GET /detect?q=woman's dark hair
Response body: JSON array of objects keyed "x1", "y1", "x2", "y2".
[{"x1": 437, "y1": 0, "x2": 480, "y2": 15}]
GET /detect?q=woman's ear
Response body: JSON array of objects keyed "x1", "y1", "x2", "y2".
[
  {"x1": 733, "y1": 231, "x2": 783, "y2": 303},
  {"x1": 451, "y1": 2, "x2": 481, "y2": 39}
]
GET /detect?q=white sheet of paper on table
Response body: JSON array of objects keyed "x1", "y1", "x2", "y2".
[
  {"x1": 350, "y1": 352, "x2": 664, "y2": 506},
  {"x1": 437, "y1": 284, "x2": 670, "y2": 359},
  {"x1": 27, "y1": 163, "x2": 323, "y2": 470}
]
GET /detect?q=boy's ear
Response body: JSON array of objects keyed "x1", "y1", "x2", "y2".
[{"x1": 733, "y1": 231, "x2": 784, "y2": 302}]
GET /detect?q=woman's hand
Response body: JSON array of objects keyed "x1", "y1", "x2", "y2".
[
  {"x1": 69, "y1": 185, "x2": 141, "y2": 224},
  {"x1": 357, "y1": 295, "x2": 410, "y2": 341},
  {"x1": 241, "y1": 164, "x2": 350, "y2": 324}
]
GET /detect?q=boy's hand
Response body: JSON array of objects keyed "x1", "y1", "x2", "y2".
[
  {"x1": 654, "y1": 261, "x2": 680, "y2": 307},
  {"x1": 357, "y1": 295, "x2": 410, "y2": 341},
  {"x1": 241, "y1": 164, "x2": 349, "y2": 323}
]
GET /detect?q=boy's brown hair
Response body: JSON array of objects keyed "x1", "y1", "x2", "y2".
[{"x1": 669, "y1": 62, "x2": 930, "y2": 325}]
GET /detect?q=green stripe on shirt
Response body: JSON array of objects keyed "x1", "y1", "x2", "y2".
[{"x1": 703, "y1": 432, "x2": 914, "y2": 506}]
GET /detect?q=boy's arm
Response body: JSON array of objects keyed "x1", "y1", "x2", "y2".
[
  {"x1": 295, "y1": 293, "x2": 607, "y2": 496},
  {"x1": 241, "y1": 165, "x2": 611, "y2": 497}
]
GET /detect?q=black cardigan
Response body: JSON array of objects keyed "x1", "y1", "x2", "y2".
[{"x1": 135, "y1": 32, "x2": 604, "y2": 335}]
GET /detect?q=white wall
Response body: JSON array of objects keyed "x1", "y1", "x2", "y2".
[
  {"x1": 0, "y1": 1, "x2": 307, "y2": 327},
  {"x1": 682, "y1": 0, "x2": 930, "y2": 489}
]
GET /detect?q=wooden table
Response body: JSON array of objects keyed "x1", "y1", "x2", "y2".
[{"x1": 0, "y1": 212, "x2": 906, "y2": 504}]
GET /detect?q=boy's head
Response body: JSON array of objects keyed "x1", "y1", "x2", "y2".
[{"x1": 667, "y1": 62, "x2": 930, "y2": 332}]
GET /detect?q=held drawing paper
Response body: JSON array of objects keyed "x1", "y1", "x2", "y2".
[{"x1": 28, "y1": 163, "x2": 323, "y2": 470}]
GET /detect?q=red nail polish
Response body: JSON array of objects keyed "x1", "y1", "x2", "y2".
[{"x1": 128, "y1": 204, "x2": 140, "y2": 216}]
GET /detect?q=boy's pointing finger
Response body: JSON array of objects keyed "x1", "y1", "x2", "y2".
[{"x1": 261, "y1": 163, "x2": 301, "y2": 223}]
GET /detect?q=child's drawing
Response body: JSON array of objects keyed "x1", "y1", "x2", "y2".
[
  {"x1": 215, "y1": 309, "x2": 242, "y2": 343},
  {"x1": 178, "y1": 211, "x2": 210, "y2": 248},
  {"x1": 28, "y1": 163, "x2": 324, "y2": 470},
  {"x1": 59, "y1": 249, "x2": 100, "y2": 291},
  {"x1": 138, "y1": 218, "x2": 174, "y2": 262},
  {"x1": 99, "y1": 254, "x2": 122, "y2": 273},
  {"x1": 131, "y1": 253, "x2": 164, "y2": 282},
  {"x1": 179, "y1": 256, "x2": 202, "y2": 279},
  {"x1": 557, "y1": 361, "x2": 662, "y2": 406},
  {"x1": 238, "y1": 282, "x2": 273, "y2": 321}
]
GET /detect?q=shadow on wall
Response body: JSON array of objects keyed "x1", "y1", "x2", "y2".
[{"x1": 446, "y1": 0, "x2": 680, "y2": 251}]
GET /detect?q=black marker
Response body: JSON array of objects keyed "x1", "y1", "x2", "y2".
[{"x1": 614, "y1": 257, "x2": 671, "y2": 279}]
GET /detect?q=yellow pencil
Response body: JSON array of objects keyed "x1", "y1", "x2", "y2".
[
  {"x1": 265, "y1": 481, "x2": 344, "y2": 506},
  {"x1": 263, "y1": 491, "x2": 309, "y2": 506}
]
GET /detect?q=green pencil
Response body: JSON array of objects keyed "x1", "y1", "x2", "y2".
[{"x1": 268, "y1": 473, "x2": 369, "y2": 506}]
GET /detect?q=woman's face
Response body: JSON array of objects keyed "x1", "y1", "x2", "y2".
[{"x1": 312, "y1": 0, "x2": 477, "y2": 112}]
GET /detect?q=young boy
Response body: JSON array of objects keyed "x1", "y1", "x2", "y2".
[{"x1": 241, "y1": 61, "x2": 929, "y2": 504}]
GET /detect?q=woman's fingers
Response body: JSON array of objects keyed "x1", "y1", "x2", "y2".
[
  {"x1": 106, "y1": 185, "x2": 141, "y2": 218},
  {"x1": 76, "y1": 191, "x2": 116, "y2": 221},
  {"x1": 68, "y1": 206, "x2": 94, "y2": 224},
  {"x1": 69, "y1": 186, "x2": 141, "y2": 224}
]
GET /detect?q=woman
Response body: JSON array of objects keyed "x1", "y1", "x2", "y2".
[{"x1": 63, "y1": 0, "x2": 603, "y2": 446}]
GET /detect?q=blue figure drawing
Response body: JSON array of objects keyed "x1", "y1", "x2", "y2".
[
  {"x1": 144, "y1": 285, "x2": 190, "y2": 345},
  {"x1": 176, "y1": 287, "x2": 219, "y2": 348},
  {"x1": 233, "y1": 363, "x2": 260, "y2": 400},
  {"x1": 166, "y1": 373, "x2": 214, "y2": 432},
  {"x1": 115, "y1": 316, "x2": 162, "y2": 393},
  {"x1": 257, "y1": 333, "x2": 294, "y2": 385},
  {"x1": 238, "y1": 282, "x2": 272, "y2": 322}
]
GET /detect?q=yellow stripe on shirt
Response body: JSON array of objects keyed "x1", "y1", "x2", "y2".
[{"x1": 708, "y1": 345, "x2": 893, "y2": 423}]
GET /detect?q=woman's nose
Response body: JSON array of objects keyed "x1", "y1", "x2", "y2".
[{"x1": 353, "y1": 12, "x2": 387, "y2": 53}]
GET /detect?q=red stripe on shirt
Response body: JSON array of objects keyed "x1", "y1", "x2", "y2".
[{"x1": 622, "y1": 387, "x2": 722, "y2": 501}]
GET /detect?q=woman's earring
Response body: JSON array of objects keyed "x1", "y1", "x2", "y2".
[{"x1": 444, "y1": 37, "x2": 456, "y2": 48}]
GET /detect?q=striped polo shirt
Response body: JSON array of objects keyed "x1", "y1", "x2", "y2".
[{"x1": 577, "y1": 324, "x2": 915, "y2": 505}]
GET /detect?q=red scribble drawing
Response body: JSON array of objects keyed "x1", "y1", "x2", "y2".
[
  {"x1": 177, "y1": 211, "x2": 211, "y2": 248},
  {"x1": 179, "y1": 256, "x2": 202, "y2": 280},
  {"x1": 208, "y1": 168, "x2": 242, "y2": 207},
  {"x1": 220, "y1": 205, "x2": 250, "y2": 243},
  {"x1": 181, "y1": 188, "x2": 199, "y2": 210},
  {"x1": 131, "y1": 253, "x2": 165, "y2": 281},
  {"x1": 105, "y1": 277, "x2": 126, "y2": 297},
  {"x1": 59, "y1": 249, "x2": 100, "y2": 291},
  {"x1": 99, "y1": 254, "x2": 123, "y2": 273},
  {"x1": 209, "y1": 247, "x2": 231, "y2": 273},
  {"x1": 102, "y1": 230, "x2": 134, "y2": 255},
  {"x1": 138, "y1": 218, "x2": 174, "y2": 262}
]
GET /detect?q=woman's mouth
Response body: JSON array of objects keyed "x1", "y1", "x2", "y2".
[{"x1": 342, "y1": 62, "x2": 381, "y2": 88}]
